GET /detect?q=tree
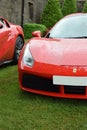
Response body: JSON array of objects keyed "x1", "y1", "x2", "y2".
[
  {"x1": 83, "y1": 0, "x2": 87, "y2": 12},
  {"x1": 41, "y1": 0, "x2": 63, "y2": 29},
  {"x1": 62, "y1": 0, "x2": 77, "y2": 16}
]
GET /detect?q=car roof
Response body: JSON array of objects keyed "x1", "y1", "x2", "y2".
[{"x1": 64, "y1": 13, "x2": 87, "y2": 18}]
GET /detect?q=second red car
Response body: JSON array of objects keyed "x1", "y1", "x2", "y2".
[{"x1": 0, "y1": 17, "x2": 24, "y2": 65}]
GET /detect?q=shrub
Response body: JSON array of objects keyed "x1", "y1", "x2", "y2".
[
  {"x1": 62, "y1": 0, "x2": 77, "y2": 16},
  {"x1": 83, "y1": 0, "x2": 87, "y2": 12},
  {"x1": 41, "y1": 0, "x2": 63, "y2": 29},
  {"x1": 23, "y1": 23, "x2": 47, "y2": 39}
]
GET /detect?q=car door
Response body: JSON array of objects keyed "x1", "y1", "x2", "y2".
[{"x1": 0, "y1": 19, "x2": 13, "y2": 64}]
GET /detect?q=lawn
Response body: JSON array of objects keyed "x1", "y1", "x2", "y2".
[{"x1": 0, "y1": 65, "x2": 87, "y2": 130}]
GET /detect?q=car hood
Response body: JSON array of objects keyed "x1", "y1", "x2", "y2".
[{"x1": 29, "y1": 38, "x2": 87, "y2": 66}]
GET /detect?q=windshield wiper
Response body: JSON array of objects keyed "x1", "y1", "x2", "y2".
[
  {"x1": 62, "y1": 36, "x2": 87, "y2": 39},
  {"x1": 78, "y1": 36, "x2": 87, "y2": 39},
  {"x1": 69, "y1": 36, "x2": 87, "y2": 39}
]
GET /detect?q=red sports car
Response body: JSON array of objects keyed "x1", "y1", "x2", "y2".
[
  {"x1": 0, "y1": 17, "x2": 24, "y2": 65},
  {"x1": 18, "y1": 13, "x2": 87, "y2": 99}
]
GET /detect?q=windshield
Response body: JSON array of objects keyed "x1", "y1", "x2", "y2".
[{"x1": 47, "y1": 14, "x2": 87, "y2": 38}]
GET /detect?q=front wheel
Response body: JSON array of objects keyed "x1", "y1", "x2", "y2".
[{"x1": 13, "y1": 36, "x2": 24, "y2": 64}]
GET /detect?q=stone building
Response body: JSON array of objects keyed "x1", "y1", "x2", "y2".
[
  {"x1": 0, "y1": 0, "x2": 47, "y2": 25},
  {"x1": 0, "y1": 0, "x2": 86, "y2": 26}
]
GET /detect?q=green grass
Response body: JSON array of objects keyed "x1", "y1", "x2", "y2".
[{"x1": 1, "y1": 65, "x2": 87, "y2": 130}]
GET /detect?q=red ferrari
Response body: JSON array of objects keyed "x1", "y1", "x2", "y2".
[
  {"x1": 0, "y1": 17, "x2": 24, "y2": 65},
  {"x1": 18, "y1": 13, "x2": 87, "y2": 99}
]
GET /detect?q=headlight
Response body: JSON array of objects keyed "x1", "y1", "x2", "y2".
[{"x1": 23, "y1": 44, "x2": 34, "y2": 67}]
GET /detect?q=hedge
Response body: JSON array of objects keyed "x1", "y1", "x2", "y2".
[{"x1": 23, "y1": 23, "x2": 47, "y2": 39}]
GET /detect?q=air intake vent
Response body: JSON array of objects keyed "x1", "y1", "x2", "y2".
[{"x1": 64, "y1": 85, "x2": 86, "y2": 95}]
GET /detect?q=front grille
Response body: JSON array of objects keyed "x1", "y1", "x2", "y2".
[
  {"x1": 64, "y1": 85, "x2": 86, "y2": 94},
  {"x1": 22, "y1": 73, "x2": 60, "y2": 92}
]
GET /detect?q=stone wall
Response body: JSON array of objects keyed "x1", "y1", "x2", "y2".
[
  {"x1": 0, "y1": 0, "x2": 22, "y2": 25},
  {"x1": 0, "y1": 0, "x2": 47, "y2": 25},
  {"x1": 77, "y1": 0, "x2": 85, "y2": 12},
  {"x1": 24, "y1": 0, "x2": 47, "y2": 24}
]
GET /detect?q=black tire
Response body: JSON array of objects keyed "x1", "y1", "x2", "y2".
[{"x1": 13, "y1": 36, "x2": 24, "y2": 64}]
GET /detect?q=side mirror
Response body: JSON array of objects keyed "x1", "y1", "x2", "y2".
[
  {"x1": 32, "y1": 30, "x2": 42, "y2": 37},
  {"x1": 0, "y1": 23, "x2": 3, "y2": 29}
]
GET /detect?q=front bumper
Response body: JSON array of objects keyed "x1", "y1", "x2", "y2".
[
  {"x1": 18, "y1": 61, "x2": 87, "y2": 99},
  {"x1": 20, "y1": 73, "x2": 87, "y2": 99}
]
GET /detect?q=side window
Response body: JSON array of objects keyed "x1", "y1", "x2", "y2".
[
  {"x1": 0, "y1": 20, "x2": 4, "y2": 29},
  {"x1": 0, "y1": 18, "x2": 10, "y2": 28}
]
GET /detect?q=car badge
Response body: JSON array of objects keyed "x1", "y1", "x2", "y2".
[{"x1": 73, "y1": 68, "x2": 77, "y2": 73}]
